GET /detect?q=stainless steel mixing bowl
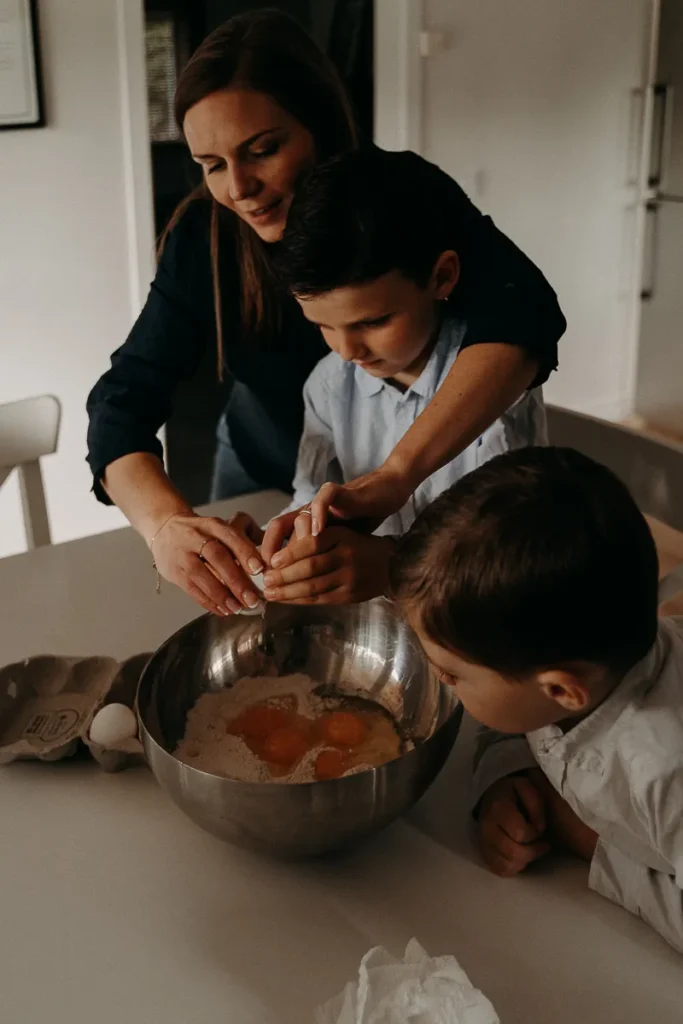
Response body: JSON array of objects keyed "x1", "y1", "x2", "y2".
[{"x1": 138, "y1": 599, "x2": 462, "y2": 857}]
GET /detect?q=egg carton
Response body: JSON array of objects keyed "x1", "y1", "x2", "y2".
[{"x1": 0, "y1": 653, "x2": 150, "y2": 772}]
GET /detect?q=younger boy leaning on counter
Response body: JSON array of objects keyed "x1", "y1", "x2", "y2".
[
  {"x1": 390, "y1": 445, "x2": 683, "y2": 955},
  {"x1": 253, "y1": 146, "x2": 545, "y2": 605}
]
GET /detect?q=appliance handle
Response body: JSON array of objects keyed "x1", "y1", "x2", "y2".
[
  {"x1": 640, "y1": 200, "x2": 659, "y2": 301},
  {"x1": 648, "y1": 83, "x2": 670, "y2": 188}
]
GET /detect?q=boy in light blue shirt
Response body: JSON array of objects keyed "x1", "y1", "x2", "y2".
[{"x1": 253, "y1": 147, "x2": 545, "y2": 604}]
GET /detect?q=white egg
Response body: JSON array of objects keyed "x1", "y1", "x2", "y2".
[
  {"x1": 251, "y1": 571, "x2": 265, "y2": 593},
  {"x1": 89, "y1": 703, "x2": 138, "y2": 747}
]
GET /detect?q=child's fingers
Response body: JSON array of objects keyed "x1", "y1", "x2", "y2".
[
  {"x1": 264, "y1": 570, "x2": 342, "y2": 603},
  {"x1": 262, "y1": 511, "x2": 300, "y2": 564},
  {"x1": 486, "y1": 840, "x2": 551, "y2": 878},
  {"x1": 512, "y1": 776, "x2": 547, "y2": 834},
  {"x1": 481, "y1": 822, "x2": 550, "y2": 876},
  {"x1": 264, "y1": 552, "x2": 340, "y2": 589},
  {"x1": 495, "y1": 827, "x2": 547, "y2": 865},
  {"x1": 226, "y1": 511, "x2": 264, "y2": 546},
  {"x1": 492, "y1": 796, "x2": 543, "y2": 845},
  {"x1": 264, "y1": 534, "x2": 336, "y2": 580}
]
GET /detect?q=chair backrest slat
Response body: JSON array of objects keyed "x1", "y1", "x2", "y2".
[
  {"x1": 0, "y1": 396, "x2": 61, "y2": 550},
  {"x1": 0, "y1": 395, "x2": 61, "y2": 469}
]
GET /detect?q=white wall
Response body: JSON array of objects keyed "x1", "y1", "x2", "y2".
[
  {"x1": 376, "y1": 0, "x2": 654, "y2": 420},
  {"x1": 0, "y1": 0, "x2": 153, "y2": 558}
]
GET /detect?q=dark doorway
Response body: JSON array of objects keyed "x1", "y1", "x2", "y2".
[{"x1": 142, "y1": 1, "x2": 374, "y2": 504}]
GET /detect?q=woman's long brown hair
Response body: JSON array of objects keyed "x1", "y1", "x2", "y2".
[{"x1": 160, "y1": 9, "x2": 358, "y2": 377}]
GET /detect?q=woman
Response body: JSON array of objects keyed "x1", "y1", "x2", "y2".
[{"x1": 87, "y1": 10, "x2": 565, "y2": 618}]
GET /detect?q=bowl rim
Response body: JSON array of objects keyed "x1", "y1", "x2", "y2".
[{"x1": 136, "y1": 602, "x2": 462, "y2": 790}]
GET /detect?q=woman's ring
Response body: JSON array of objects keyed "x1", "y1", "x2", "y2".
[
  {"x1": 298, "y1": 508, "x2": 313, "y2": 517},
  {"x1": 198, "y1": 538, "x2": 211, "y2": 562}
]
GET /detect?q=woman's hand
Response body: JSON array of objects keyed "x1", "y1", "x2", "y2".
[
  {"x1": 150, "y1": 512, "x2": 265, "y2": 616},
  {"x1": 261, "y1": 505, "x2": 318, "y2": 564},
  {"x1": 309, "y1": 463, "x2": 414, "y2": 535},
  {"x1": 262, "y1": 526, "x2": 396, "y2": 605}
]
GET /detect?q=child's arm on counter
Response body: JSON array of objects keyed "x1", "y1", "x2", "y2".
[{"x1": 472, "y1": 726, "x2": 550, "y2": 877}]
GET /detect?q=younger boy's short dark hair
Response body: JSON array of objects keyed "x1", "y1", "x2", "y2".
[
  {"x1": 272, "y1": 146, "x2": 452, "y2": 296},
  {"x1": 390, "y1": 447, "x2": 659, "y2": 676}
]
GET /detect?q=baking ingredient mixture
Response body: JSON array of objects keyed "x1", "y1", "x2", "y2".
[{"x1": 174, "y1": 673, "x2": 404, "y2": 783}]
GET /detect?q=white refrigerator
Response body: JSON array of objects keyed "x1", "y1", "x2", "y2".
[{"x1": 635, "y1": 0, "x2": 683, "y2": 433}]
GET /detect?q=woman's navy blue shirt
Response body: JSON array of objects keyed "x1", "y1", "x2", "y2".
[{"x1": 87, "y1": 149, "x2": 566, "y2": 501}]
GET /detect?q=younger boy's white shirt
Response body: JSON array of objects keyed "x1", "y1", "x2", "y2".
[
  {"x1": 281, "y1": 315, "x2": 546, "y2": 533},
  {"x1": 471, "y1": 617, "x2": 683, "y2": 954}
]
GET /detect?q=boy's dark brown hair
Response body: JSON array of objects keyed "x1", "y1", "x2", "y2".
[{"x1": 390, "y1": 447, "x2": 659, "y2": 676}]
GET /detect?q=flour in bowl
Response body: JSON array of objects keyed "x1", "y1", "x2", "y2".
[{"x1": 174, "y1": 673, "x2": 404, "y2": 784}]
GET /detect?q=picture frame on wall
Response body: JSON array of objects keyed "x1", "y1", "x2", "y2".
[
  {"x1": 0, "y1": 0, "x2": 45, "y2": 130},
  {"x1": 145, "y1": 10, "x2": 189, "y2": 143}
]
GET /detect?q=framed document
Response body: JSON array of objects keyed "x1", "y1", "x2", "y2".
[{"x1": 0, "y1": 0, "x2": 44, "y2": 130}]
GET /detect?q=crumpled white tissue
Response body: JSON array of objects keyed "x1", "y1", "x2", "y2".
[{"x1": 314, "y1": 939, "x2": 499, "y2": 1024}]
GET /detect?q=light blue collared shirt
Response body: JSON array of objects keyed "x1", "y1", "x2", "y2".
[{"x1": 285, "y1": 315, "x2": 546, "y2": 535}]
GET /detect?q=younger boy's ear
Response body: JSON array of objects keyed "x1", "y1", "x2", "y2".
[
  {"x1": 536, "y1": 670, "x2": 591, "y2": 715},
  {"x1": 431, "y1": 250, "x2": 460, "y2": 300}
]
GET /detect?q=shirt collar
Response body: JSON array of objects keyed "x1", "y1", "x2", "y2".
[
  {"x1": 528, "y1": 620, "x2": 674, "y2": 760},
  {"x1": 353, "y1": 365, "x2": 384, "y2": 396},
  {"x1": 353, "y1": 315, "x2": 461, "y2": 399}
]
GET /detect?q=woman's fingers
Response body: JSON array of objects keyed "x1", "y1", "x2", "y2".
[
  {"x1": 261, "y1": 510, "x2": 301, "y2": 565},
  {"x1": 295, "y1": 510, "x2": 313, "y2": 539},
  {"x1": 152, "y1": 513, "x2": 267, "y2": 613},
  {"x1": 199, "y1": 515, "x2": 265, "y2": 608},
  {"x1": 205, "y1": 516, "x2": 264, "y2": 575},
  {"x1": 197, "y1": 538, "x2": 261, "y2": 609},
  {"x1": 179, "y1": 549, "x2": 242, "y2": 614},
  {"x1": 184, "y1": 578, "x2": 229, "y2": 617},
  {"x1": 309, "y1": 482, "x2": 340, "y2": 534}
]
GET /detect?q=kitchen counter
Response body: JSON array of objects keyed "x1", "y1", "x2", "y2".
[{"x1": 1, "y1": 494, "x2": 682, "y2": 1024}]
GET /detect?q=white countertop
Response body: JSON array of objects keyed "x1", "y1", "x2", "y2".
[{"x1": 1, "y1": 494, "x2": 682, "y2": 1024}]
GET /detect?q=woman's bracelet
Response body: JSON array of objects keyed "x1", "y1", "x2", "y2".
[{"x1": 149, "y1": 512, "x2": 184, "y2": 594}]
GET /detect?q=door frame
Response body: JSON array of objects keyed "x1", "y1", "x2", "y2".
[{"x1": 116, "y1": 0, "x2": 156, "y2": 318}]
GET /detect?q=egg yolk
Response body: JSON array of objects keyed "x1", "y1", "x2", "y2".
[
  {"x1": 263, "y1": 726, "x2": 312, "y2": 766},
  {"x1": 227, "y1": 704, "x2": 291, "y2": 740},
  {"x1": 319, "y1": 711, "x2": 368, "y2": 748},
  {"x1": 314, "y1": 748, "x2": 348, "y2": 781}
]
